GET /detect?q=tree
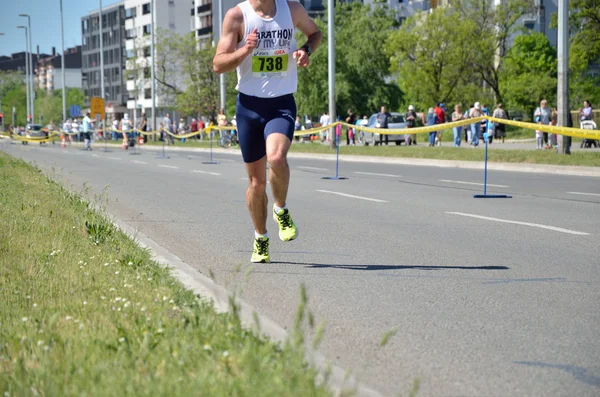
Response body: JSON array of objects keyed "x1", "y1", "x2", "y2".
[
  {"x1": 2, "y1": 85, "x2": 27, "y2": 126},
  {"x1": 454, "y1": 0, "x2": 535, "y2": 104},
  {"x1": 295, "y1": 3, "x2": 402, "y2": 119},
  {"x1": 155, "y1": 30, "x2": 219, "y2": 121},
  {"x1": 0, "y1": 71, "x2": 24, "y2": 100},
  {"x1": 500, "y1": 32, "x2": 557, "y2": 118},
  {"x1": 550, "y1": 0, "x2": 600, "y2": 107},
  {"x1": 386, "y1": 7, "x2": 476, "y2": 111}
]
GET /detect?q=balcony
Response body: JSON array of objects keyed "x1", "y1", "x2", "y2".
[
  {"x1": 197, "y1": 26, "x2": 212, "y2": 37},
  {"x1": 197, "y1": 3, "x2": 211, "y2": 14}
]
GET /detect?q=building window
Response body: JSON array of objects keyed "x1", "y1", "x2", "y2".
[
  {"x1": 144, "y1": 88, "x2": 152, "y2": 99},
  {"x1": 143, "y1": 25, "x2": 151, "y2": 36},
  {"x1": 125, "y1": 7, "x2": 136, "y2": 19},
  {"x1": 126, "y1": 49, "x2": 136, "y2": 59},
  {"x1": 143, "y1": 67, "x2": 151, "y2": 79},
  {"x1": 524, "y1": 21, "x2": 535, "y2": 30},
  {"x1": 143, "y1": 46, "x2": 151, "y2": 57},
  {"x1": 142, "y1": 3, "x2": 151, "y2": 14}
]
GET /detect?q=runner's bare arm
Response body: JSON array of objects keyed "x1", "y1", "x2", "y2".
[
  {"x1": 289, "y1": 2, "x2": 322, "y2": 67},
  {"x1": 213, "y1": 8, "x2": 256, "y2": 74}
]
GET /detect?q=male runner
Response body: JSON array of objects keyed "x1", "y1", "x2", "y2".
[{"x1": 213, "y1": 0, "x2": 321, "y2": 263}]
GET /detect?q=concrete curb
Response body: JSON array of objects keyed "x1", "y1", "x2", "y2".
[{"x1": 113, "y1": 218, "x2": 386, "y2": 397}]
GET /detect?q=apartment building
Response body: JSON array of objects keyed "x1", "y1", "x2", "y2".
[
  {"x1": 124, "y1": 0, "x2": 190, "y2": 119},
  {"x1": 35, "y1": 46, "x2": 83, "y2": 93},
  {"x1": 81, "y1": 1, "x2": 127, "y2": 114}
]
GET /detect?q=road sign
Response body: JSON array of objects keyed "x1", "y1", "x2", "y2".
[
  {"x1": 69, "y1": 105, "x2": 81, "y2": 117},
  {"x1": 90, "y1": 97, "x2": 105, "y2": 119}
]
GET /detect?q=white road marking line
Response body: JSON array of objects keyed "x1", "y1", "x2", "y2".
[
  {"x1": 316, "y1": 189, "x2": 389, "y2": 203},
  {"x1": 92, "y1": 154, "x2": 99, "y2": 157},
  {"x1": 191, "y1": 170, "x2": 222, "y2": 176},
  {"x1": 355, "y1": 171, "x2": 402, "y2": 178},
  {"x1": 567, "y1": 192, "x2": 600, "y2": 197},
  {"x1": 107, "y1": 157, "x2": 122, "y2": 160},
  {"x1": 445, "y1": 212, "x2": 590, "y2": 236},
  {"x1": 158, "y1": 165, "x2": 179, "y2": 169},
  {"x1": 298, "y1": 166, "x2": 328, "y2": 171},
  {"x1": 439, "y1": 179, "x2": 509, "y2": 188},
  {"x1": 131, "y1": 160, "x2": 147, "y2": 165}
]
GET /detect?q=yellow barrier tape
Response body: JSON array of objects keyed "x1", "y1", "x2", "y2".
[
  {"x1": 293, "y1": 124, "x2": 333, "y2": 136},
  {"x1": 484, "y1": 116, "x2": 600, "y2": 139}
]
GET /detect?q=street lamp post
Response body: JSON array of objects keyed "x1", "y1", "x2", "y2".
[
  {"x1": 99, "y1": 0, "x2": 105, "y2": 103},
  {"x1": 59, "y1": 0, "x2": 67, "y2": 122},
  {"x1": 151, "y1": 0, "x2": 156, "y2": 133},
  {"x1": 17, "y1": 26, "x2": 30, "y2": 124},
  {"x1": 218, "y1": 0, "x2": 226, "y2": 111},
  {"x1": 19, "y1": 14, "x2": 34, "y2": 123},
  {"x1": 327, "y1": 0, "x2": 336, "y2": 148}
]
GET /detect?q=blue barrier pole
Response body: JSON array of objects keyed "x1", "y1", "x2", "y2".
[
  {"x1": 474, "y1": 132, "x2": 511, "y2": 199},
  {"x1": 322, "y1": 129, "x2": 348, "y2": 180},
  {"x1": 202, "y1": 128, "x2": 219, "y2": 164},
  {"x1": 157, "y1": 131, "x2": 169, "y2": 159}
]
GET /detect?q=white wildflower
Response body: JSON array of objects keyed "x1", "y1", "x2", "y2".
[
  {"x1": 124, "y1": 302, "x2": 131, "y2": 308},
  {"x1": 83, "y1": 301, "x2": 88, "y2": 305},
  {"x1": 118, "y1": 337, "x2": 125, "y2": 343},
  {"x1": 203, "y1": 344, "x2": 211, "y2": 351},
  {"x1": 104, "y1": 263, "x2": 109, "y2": 267},
  {"x1": 33, "y1": 303, "x2": 38, "y2": 308},
  {"x1": 222, "y1": 351, "x2": 229, "y2": 358},
  {"x1": 65, "y1": 316, "x2": 72, "y2": 321},
  {"x1": 128, "y1": 262, "x2": 133, "y2": 266},
  {"x1": 37, "y1": 340, "x2": 44, "y2": 346},
  {"x1": 115, "y1": 297, "x2": 122, "y2": 302},
  {"x1": 115, "y1": 271, "x2": 119, "y2": 275},
  {"x1": 109, "y1": 288, "x2": 116, "y2": 292},
  {"x1": 141, "y1": 307, "x2": 146, "y2": 312},
  {"x1": 22, "y1": 317, "x2": 28, "y2": 322}
]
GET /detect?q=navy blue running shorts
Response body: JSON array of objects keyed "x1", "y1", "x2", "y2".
[{"x1": 235, "y1": 92, "x2": 297, "y2": 163}]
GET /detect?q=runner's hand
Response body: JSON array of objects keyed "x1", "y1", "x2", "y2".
[
  {"x1": 293, "y1": 49, "x2": 310, "y2": 67},
  {"x1": 244, "y1": 28, "x2": 258, "y2": 54}
]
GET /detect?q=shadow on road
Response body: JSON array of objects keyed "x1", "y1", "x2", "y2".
[{"x1": 270, "y1": 262, "x2": 509, "y2": 271}]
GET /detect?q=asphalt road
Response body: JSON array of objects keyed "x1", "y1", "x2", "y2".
[{"x1": 2, "y1": 140, "x2": 599, "y2": 397}]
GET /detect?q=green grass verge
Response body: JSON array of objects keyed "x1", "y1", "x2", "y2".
[
  {"x1": 0, "y1": 152, "x2": 333, "y2": 397},
  {"x1": 288, "y1": 143, "x2": 600, "y2": 166}
]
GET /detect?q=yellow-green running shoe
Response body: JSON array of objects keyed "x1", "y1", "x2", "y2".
[
  {"x1": 273, "y1": 208, "x2": 298, "y2": 241},
  {"x1": 251, "y1": 237, "x2": 270, "y2": 263}
]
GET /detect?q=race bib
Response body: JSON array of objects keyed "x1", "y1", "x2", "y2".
[{"x1": 252, "y1": 50, "x2": 288, "y2": 77}]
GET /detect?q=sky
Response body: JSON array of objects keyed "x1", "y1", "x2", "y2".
[{"x1": 0, "y1": 0, "x2": 122, "y2": 57}]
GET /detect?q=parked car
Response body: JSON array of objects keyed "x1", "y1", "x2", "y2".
[
  {"x1": 25, "y1": 124, "x2": 46, "y2": 145},
  {"x1": 358, "y1": 112, "x2": 408, "y2": 146}
]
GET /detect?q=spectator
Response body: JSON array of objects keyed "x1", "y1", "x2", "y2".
[
  {"x1": 71, "y1": 118, "x2": 80, "y2": 142},
  {"x1": 534, "y1": 99, "x2": 552, "y2": 148},
  {"x1": 162, "y1": 113, "x2": 174, "y2": 145},
  {"x1": 451, "y1": 104, "x2": 464, "y2": 147},
  {"x1": 469, "y1": 102, "x2": 482, "y2": 147},
  {"x1": 492, "y1": 103, "x2": 508, "y2": 143},
  {"x1": 178, "y1": 118, "x2": 187, "y2": 143},
  {"x1": 464, "y1": 104, "x2": 473, "y2": 143},
  {"x1": 217, "y1": 108, "x2": 228, "y2": 127},
  {"x1": 376, "y1": 105, "x2": 391, "y2": 146},
  {"x1": 82, "y1": 112, "x2": 93, "y2": 151},
  {"x1": 346, "y1": 108, "x2": 356, "y2": 146},
  {"x1": 405, "y1": 105, "x2": 417, "y2": 145},
  {"x1": 434, "y1": 103, "x2": 446, "y2": 146},
  {"x1": 427, "y1": 108, "x2": 437, "y2": 146},
  {"x1": 139, "y1": 113, "x2": 148, "y2": 143},
  {"x1": 319, "y1": 111, "x2": 330, "y2": 142},
  {"x1": 579, "y1": 100, "x2": 593, "y2": 121}
]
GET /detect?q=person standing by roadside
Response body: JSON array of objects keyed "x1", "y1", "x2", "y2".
[
  {"x1": 469, "y1": 102, "x2": 483, "y2": 147},
  {"x1": 82, "y1": 112, "x2": 93, "y2": 151},
  {"x1": 212, "y1": 0, "x2": 322, "y2": 263},
  {"x1": 427, "y1": 108, "x2": 437, "y2": 146},
  {"x1": 492, "y1": 103, "x2": 508, "y2": 143},
  {"x1": 162, "y1": 113, "x2": 174, "y2": 145},
  {"x1": 346, "y1": 108, "x2": 356, "y2": 146},
  {"x1": 139, "y1": 113, "x2": 148, "y2": 144},
  {"x1": 405, "y1": 105, "x2": 417, "y2": 145},
  {"x1": 434, "y1": 103, "x2": 446, "y2": 146},
  {"x1": 579, "y1": 100, "x2": 593, "y2": 121},
  {"x1": 534, "y1": 99, "x2": 552, "y2": 149},
  {"x1": 319, "y1": 111, "x2": 330, "y2": 142},
  {"x1": 451, "y1": 104, "x2": 464, "y2": 147},
  {"x1": 377, "y1": 105, "x2": 391, "y2": 146}
]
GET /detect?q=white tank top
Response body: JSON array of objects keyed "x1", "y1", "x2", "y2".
[{"x1": 235, "y1": 0, "x2": 297, "y2": 98}]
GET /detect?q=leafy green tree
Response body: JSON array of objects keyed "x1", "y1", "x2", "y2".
[
  {"x1": 386, "y1": 7, "x2": 476, "y2": 111},
  {"x1": 500, "y1": 32, "x2": 557, "y2": 118},
  {"x1": 2, "y1": 85, "x2": 27, "y2": 126},
  {"x1": 295, "y1": 3, "x2": 402, "y2": 120},
  {"x1": 155, "y1": 30, "x2": 219, "y2": 121},
  {"x1": 0, "y1": 71, "x2": 24, "y2": 100},
  {"x1": 550, "y1": 0, "x2": 600, "y2": 107},
  {"x1": 454, "y1": 0, "x2": 535, "y2": 104}
]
